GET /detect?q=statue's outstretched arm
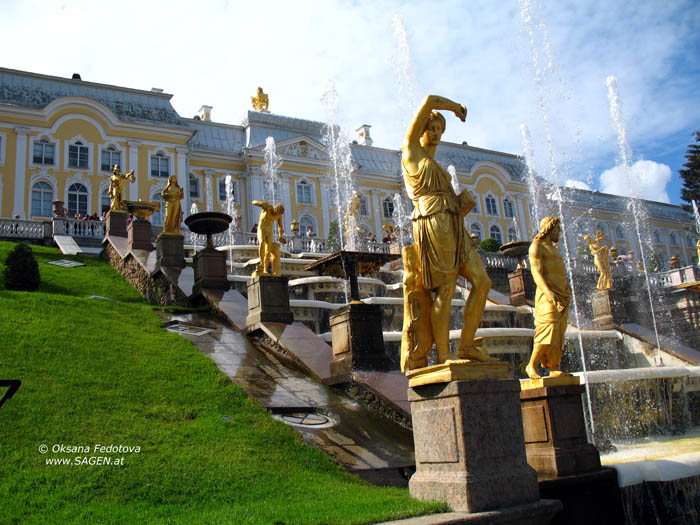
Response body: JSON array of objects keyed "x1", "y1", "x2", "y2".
[
  {"x1": 403, "y1": 95, "x2": 467, "y2": 164},
  {"x1": 252, "y1": 200, "x2": 268, "y2": 210}
]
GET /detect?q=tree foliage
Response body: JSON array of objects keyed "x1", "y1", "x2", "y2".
[
  {"x1": 479, "y1": 238, "x2": 501, "y2": 252},
  {"x1": 679, "y1": 131, "x2": 700, "y2": 211},
  {"x1": 327, "y1": 220, "x2": 341, "y2": 252},
  {"x1": 3, "y1": 242, "x2": 40, "y2": 291}
]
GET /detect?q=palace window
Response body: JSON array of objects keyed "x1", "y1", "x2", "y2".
[
  {"x1": 151, "y1": 193, "x2": 164, "y2": 226},
  {"x1": 67, "y1": 183, "x2": 88, "y2": 216},
  {"x1": 218, "y1": 178, "x2": 238, "y2": 203},
  {"x1": 670, "y1": 232, "x2": 679, "y2": 245},
  {"x1": 33, "y1": 139, "x2": 55, "y2": 165},
  {"x1": 101, "y1": 146, "x2": 121, "y2": 171},
  {"x1": 101, "y1": 188, "x2": 110, "y2": 214},
  {"x1": 503, "y1": 198, "x2": 514, "y2": 218},
  {"x1": 296, "y1": 180, "x2": 313, "y2": 204},
  {"x1": 507, "y1": 227, "x2": 517, "y2": 243},
  {"x1": 382, "y1": 198, "x2": 394, "y2": 219},
  {"x1": 31, "y1": 182, "x2": 53, "y2": 217},
  {"x1": 470, "y1": 223, "x2": 482, "y2": 241},
  {"x1": 189, "y1": 175, "x2": 200, "y2": 199},
  {"x1": 653, "y1": 230, "x2": 662, "y2": 243},
  {"x1": 485, "y1": 195, "x2": 498, "y2": 216},
  {"x1": 489, "y1": 225, "x2": 502, "y2": 244},
  {"x1": 359, "y1": 194, "x2": 368, "y2": 216},
  {"x1": 68, "y1": 141, "x2": 89, "y2": 168},
  {"x1": 616, "y1": 226, "x2": 625, "y2": 240},
  {"x1": 151, "y1": 153, "x2": 170, "y2": 177},
  {"x1": 687, "y1": 235, "x2": 695, "y2": 248},
  {"x1": 300, "y1": 215, "x2": 316, "y2": 236}
]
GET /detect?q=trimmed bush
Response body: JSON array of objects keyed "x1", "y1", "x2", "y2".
[
  {"x1": 479, "y1": 237, "x2": 501, "y2": 253},
  {"x1": 4, "y1": 242, "x2": 40, "y2": 291}
]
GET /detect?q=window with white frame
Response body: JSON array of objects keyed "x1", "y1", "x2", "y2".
[
  {"x1": 101, "y1": 188, "x2": 110, "y2": 214},
  {"x1": 31, "y1": 181, "x2": 53, "y2": 216},
  {"x1": 470, "y1": 223, "x2": 482, "y2": 241},
  {"x1": 382, "y1": 197, "x2": 394, "y2": 219},
  {"x1": 151, "y1": 194, "x2": 164, "y2": 226},
  {"x1": 296, "y1": 180, "x2": 313, "y2": 204},
  {"x1": 68, "y1": 141, "x2": 89, "y2": 168},
  {"x1": 67, "y1": 183, "x2": 88, "y2": 216},
  {"x1": 189, "y1": 174, "x2": 200, "y2": 199},
  {"x1": 359, "y1": 194, "x2": 368, "y2": 216},
  {"x1": 687, "y1": 235, "x2": 695, "y2": 248},
  {"x1": 300, "y1": 215, "x2": 316, "y2": 236},
  {"x1": 218, "y1": 178, "x2": 237, "y2": 203},
  {"x1": 485, "y1": 195, "x2": 498, "y2": 216},
  {"x1": 151, "y1": 153, "x2": 170, "y2": 177},
  {"x1": 653, "y1": 230, "x2": 662, "y2": 243},
  {"x1": 503, "y1": 198, "x2": 514, "y2": 218},
  {"x1": 670, "y1": 232, "x2": 679, "y2": 245},
  {"x1": 263, "y1": 179, "x2": 281, "y2": 202},
  {"x1": 507, "y1": 227, "x2": 517, "y2": 243},
  {"x1": 33, "y1": 139, "x2": 55, "y2": 165},
  {"x1": 616, "y1": 226, "x2": 625, "y2": 240},
  {"x1": 489, "y1": 225, "x2": 502, "y2": 244},
  {"x1": 101, "y1": 146, "x2": 121, "y2": 171}
]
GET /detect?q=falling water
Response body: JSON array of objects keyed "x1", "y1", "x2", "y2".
[
  {"x1": 391, "y1": 13, "x2": 418, "y2": 132},
  {"x1": 205, "y1": 176, "x2": 213, "y2": 212},
  {"x1": 520, "y1": 123, "x2": 542, "y2": 238},
  {"x1": 519, "y1": 0, "x2": 595, "y2": 437},
  {"x1": 190, "y1": 202, "x2": 200, "y2": 254},
  {"x1": 693, "y1": 201, "x2": 700, "y2": 236},
  {"x1": 392, "y1": 193, "x2": 410, "y2": 250},
  {"x1": 225, "y1": 175, "x2": 236, "y2": 273},
  {"x1": 606, "y1": 75, "x2": 662, "y2": 363},
  {"x1": 263, "y1": 137, "x2": 281, "y2": 206},
  {"x1": 448, "y1": 165, "x2": 460, "y2": 194}
]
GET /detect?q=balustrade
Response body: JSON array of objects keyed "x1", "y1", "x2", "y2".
[{"x1": 0, "y1": 218, "x2": 44, "y2": 239}]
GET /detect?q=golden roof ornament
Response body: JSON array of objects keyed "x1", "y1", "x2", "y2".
[{"x1": 251, "y1": 87, "x2": 270, "y2": 113}]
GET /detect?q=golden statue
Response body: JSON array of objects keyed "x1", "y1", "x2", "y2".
[
  {"x1": 526, "y1": 217, "x2": 572, "y2": 379},
  {"x1": 108, "y1": 165, "x2": 135, "y2": 212},
  {"x1": 161, "y1": 175, "x2": 184, "y2": 235},
  {"x1": 470, "y1": 233, "x2": 480, "y2": 249},
  {"x1": 696, "y1": 239, "x2": 700, "y2": 267},
  {"x1": 344, "y1": 191, "x2": 362, "y2": 238},
  {"x1": 400, "y1": 95, "x2": 492, "y2": 370},
  {"x1": 382, "y1": 223, "x2": 395, "y2": 241},
  {"x1": 290, "y1": 218, "x2": 300, "y2": 236},
  {"x1": 252, "y1": 200, "x2": 286, "y2": 277},
  {"x1": 583, "y1": 229, "x2": 612, "y2": 291},
  {"x1": 251, "y1": 87, "x2": 270, "y2": 113}
]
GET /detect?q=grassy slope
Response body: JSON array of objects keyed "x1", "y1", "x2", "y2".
[{"x1": 0, "y1": 242, "x2": 443, "y2": 524}]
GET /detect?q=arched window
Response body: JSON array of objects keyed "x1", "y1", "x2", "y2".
[
  {"x1": 151, "y1": 194, "x2": 164, "y2": 226},
  {"x1": 489, "y1": 225, "x2": 502, "y2": 244},
  {"x1": 31, "y1": 181, "x2": 53, "y2": 216},
  {"x1": 68, "y1": 141, "x2": 89, "y2": 168},
  {"x1": 67, "y1": 183, "x2": 88, "y2": 216},
  {"x1": 507, "y1": 227, "x2": 517, "y2": 243},
  {"x1": 299, "y1": 215, "x2": 316, "y2": 236},
  {"x1": 382, "y1": 198, "x2": 394, "y2": 219},
  {"x1": 189, "y1": 174, "x2": 200, "y2": 199},
  {"x1": 485, "y1": 195, "x2": 498, "y2": 216},
  {"x1": 296, "y1": 180, "x2": 313, "y2": 204},
  {"x1": 358, "y1": 194, "x2": 368, "y2": 216},
  {"x1": 101, "y1": 188, "x2": 110, "y2": 214},
  {"x1": 670, "y1": 232, "x2": 679, "y2": 245},
  {"x1": 151, "y1": 153, "x2": 170, "y2": 177},
  {"x1": 503, "y1": 198, "x2": 514, "y2": 218},
  {"x1": 470, "y1": 223, "x2": 482, "y2": 241},
  {"x1": 615, "y1": 226, "x2": 625, "y2": 240},
  {"x1": 101, "y1": 146, "x2": 121, "y2": 171}
]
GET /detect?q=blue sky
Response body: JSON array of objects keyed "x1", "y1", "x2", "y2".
[{"x1": 2, "y1": 0, "x2": 698, "y2": 205}]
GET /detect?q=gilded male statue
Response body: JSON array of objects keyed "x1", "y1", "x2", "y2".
[
  {"x1": 252, "y1": 200, "x2": 286, "y2": 276},
  {"x1": 161, "y1": 175, "x2": 184, "y2": 235},
  {"x1": 526, "y1": 217, "x2": 572, "y2": 379},
  {"x1": 401, "y1": 95, "x2": 492, "y2": 367},
  {"x1": 583, "y1": 229, "x2": 612, "y2": 291},
  {"x1": 108, "y1": 165, "x2": 135, "y2": 212}
]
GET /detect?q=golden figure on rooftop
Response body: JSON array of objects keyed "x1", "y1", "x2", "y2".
[
  {"x1": 108, "y1": 165, "x2": 135, "y2": 212},
  {"x1": 252, "y1": 200, "x2": 285, "y2": 277},
  {"x1": 584, "y1": 229, "x2": 612, "y2": 291},
  {"x1": 161, "y1": 175, "x2": 184, "y2": 235},
  {"x1": 526, "y1": 217, "x2": 572, "y2": 380},
  {"x1": 251, "y1": 87, "x2": 270, "y2": 113}
]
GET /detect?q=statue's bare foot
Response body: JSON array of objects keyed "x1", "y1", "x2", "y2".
[
  {"x1": 549, "y1": 370, "x2": 572, "y2": 377},
  {"x1": 525, "y1": 364, "x2": 541, "y2": 379},
  {"x1": 457, "y1": 344, "x2": 491, "y2": 362}
]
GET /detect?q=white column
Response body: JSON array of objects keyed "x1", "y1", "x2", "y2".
[
  {"x1": 176, "y1": 146, "x2": 188, "y2": 211},
  {"x1": 320, "y1": 181, "x2": 330, "y2": 236},
  {"x1": 127, "y1": 140, "x2": 140, "y2": 201},
  {"x1": 12, "y1": 126, "x2": 29, "y2": 219}
]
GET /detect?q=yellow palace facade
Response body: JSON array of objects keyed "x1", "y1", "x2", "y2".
[{"x1": 0, "y1": 67, "x2": 696, "y2": 266}]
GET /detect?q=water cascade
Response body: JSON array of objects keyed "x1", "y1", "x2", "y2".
[
  {"x1": 391, "y1": 12, "x2": 418, "y2": 132},
  {"x1": 224, "y1": 175, "x2": 237, "y2": 273},
  {"x1": 190, "y1": 202, "x2": 200, "y2": 254},
  {"x1": 392, "y1": 192, "x2": 410, "y2": 250},
  {"x1": 263, "y1": 137, "x2": 282, "y2": 206}
]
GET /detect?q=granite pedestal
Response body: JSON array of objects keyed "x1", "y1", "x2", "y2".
[
  {"x1": 105, "y1": 210, "x2": 128, "y2": 238},
  {"x1": 127, "y1": 220, "x2": 153, "y2": 252},
  {"x1": 591, "y1": 290, "x2": 614, "y2": 330},
  {"x1": 193, "y1": 247, "x2": 229, "y2": 296},
  {"x1": 246, "y1": 274, "x2": 293, "y2": 327},
  {"x1": 520, "y1": 381, "x2": 601, "y2": 478},
  {"x1": 156, "y1": 233, "x2": 185, "y2": 268},
  {"x1": 329, "y1": 302, "x2": 392, "y2": 377},
  {"x1": 508, "y1": 268, "x2": 536, "y2": 306},
  {"x1": 408, "y1": 379, "x2": 543, "y2": 514}
]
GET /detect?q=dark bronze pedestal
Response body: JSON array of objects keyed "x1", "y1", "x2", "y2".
[
  {"x1": 156, "y1": 233, "x2": 185, "y2": 268},
  {"x1": 246, "y1": 274, "x2": 293, "y2": 327},
  {"x1": 127, "y1": 220, "x2": 153, "y2": 251},
  {"x1": 520, "y1": 383, "x2": 601, "y2": 478},
  {"x1": 105, "y1": 210, "x2": 128, "y2": 238},
  {"x1": 193, "y1": 247, "x2": 229, "y2": 295},
  {"x1": 508, "y1": 268, "x2": 536, "y2": 306},
  {"x1": 591, "y1": 290, "x2": 614, "y2": 330}
]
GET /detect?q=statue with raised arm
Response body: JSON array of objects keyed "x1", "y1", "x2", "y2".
[
  {"x1": 583, "y1": 229, "x2": 612, "y2": 291},
  {"x1": 400, "y1": 95, "x2": 493, "y2": 371},
  {"x1": 161, "y1": 175, "x2": 184, "y2": 235},
  {"x1": 251, "y1": 87, "x2": 270, "y2": 113},
  {"x1": 526, "y1": 217, "x2": 572, "y2": 379},
  {"x1": 252, "y1": 200, "x2": 286, "y2": 277},
  {"x1": 108, "y1": 165, "x2": 135, "y2": 212}
]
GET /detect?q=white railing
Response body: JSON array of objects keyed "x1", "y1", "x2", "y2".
[
  {"x1": 53, "y1": 218, "x2": 105, "y2": 238},
  {"x1": 480, "y1": 252, "x2": 519, "y2": 269},
  {"x1": 0, "y1": 218, "x2": 44, "y2": 239}
]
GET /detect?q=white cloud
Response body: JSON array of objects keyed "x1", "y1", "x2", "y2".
[
  {"x1": 564, "y1": 179, "x2": 592, "y2": 190},
  {"x1": 599, "y1": 160, "x2": 672, "y2": 202}
]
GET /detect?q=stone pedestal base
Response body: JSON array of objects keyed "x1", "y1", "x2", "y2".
[
  {"x1": 156, "y1": 234, "x2": 185, "y2": 268},
  {"x1": 409, "y1": 379, "x2": 540, "y2": 513},
  {"x1": 406, "y1": 360, "x2": 509, "y2": 387},
  {"x1": 591, "y1": 290, "x2": 613, "y2": 330},
  {"x1": 329, "y1": 302, "x2": 391, "y2": 376},
  {"x1": 246, "y1": 275, "x2": 293, "y2": 327},
  {"x1": 508, "y1": 268, "x2": 536, "y2": 306},
  {"x1": 193, "y1": 248, "x2": 229, "y2": 296},
  {"x1": 105, "y1": 210, "x2": 127, "y2": 238},
  {"x1": 127, "y1": 220, "x2": 153, "y2": 251},
  {"x1": 520, "y1": 382, "x2": 601, "y2": 478}
]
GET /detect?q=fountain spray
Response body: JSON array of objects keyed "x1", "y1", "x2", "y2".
[{"x1": 263, "y1": 137, "x2": 282, "y2": 206}]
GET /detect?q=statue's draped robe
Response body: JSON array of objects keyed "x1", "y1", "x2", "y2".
[
  {"x1": 533, "y1": 264, "x2": 571, "y2": 363},
  {"x1": 162, "y1": 184, "x2": 183, "y2": 234},
  {"x1": 402, "y1": 156, "x2": 467, "y2": 290}
]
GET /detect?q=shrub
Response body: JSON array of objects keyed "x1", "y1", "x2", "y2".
[
  {"x1": 4, "y1": 242, "x2": 40, "y2": 291},
  {"x1": 479, "y1": 238, "x2": 501, "y2": 252},
  {"x1": 327, "y1": 220, "x2": 341, "y2": 252}
]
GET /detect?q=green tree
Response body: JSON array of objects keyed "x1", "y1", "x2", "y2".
[
  {"x1": 327, "y1": 220, "x2": 341, "y2": 252},
  {"x1": 479, "y1": 238, "x2": 501, "y2": 252},
  {"x1": 679, "y1": 131, "x2": 700, "y2": 211},
  {"x1": 4, "y1": 242, "x2": 40, "y2": 291}
]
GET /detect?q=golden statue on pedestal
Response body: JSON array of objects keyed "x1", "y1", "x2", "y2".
[
  {"x1": 108, "y1": 165, "x2": 135, "y2": 212},
  {"x1": 252, "y1": 200, "x2": 286, "y2": 277},
  {"x1": 400, "y1": 95, "x2": 496, "y2": 379},
  {"x1": 526, "y1": 217, "x2": 572, "y2": 380},
  {"x1": 251, "y1": 87, "x2": 270, "y2": 113},
  {"x1": 161, "y1": 175, "x2": 184, "y2": 235},
  {"x1": 583, "y1": 229, "x2": 612, "y2": 291}
]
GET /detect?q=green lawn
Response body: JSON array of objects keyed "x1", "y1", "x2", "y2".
[{"x1": 0, "y1": 241, "x2": 444, "y2": 524}]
